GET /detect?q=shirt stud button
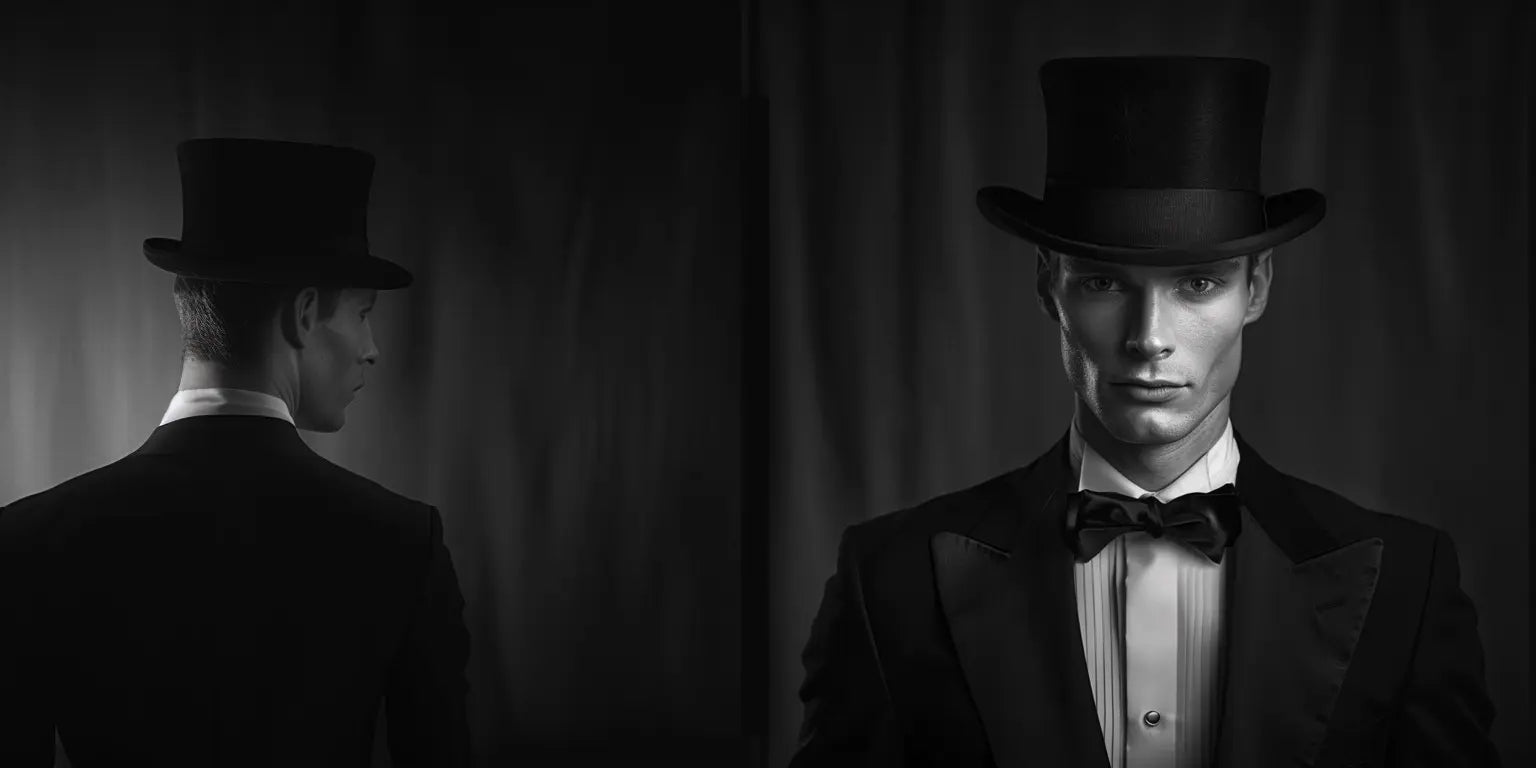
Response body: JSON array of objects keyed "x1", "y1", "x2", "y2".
[{"x1": 1143, "y1": 710, "x2": 1162, "y2": 726}]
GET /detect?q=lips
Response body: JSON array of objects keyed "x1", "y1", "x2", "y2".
[{"x1": 1113, "y1": 380, "x2": 1186, "y2": 403}]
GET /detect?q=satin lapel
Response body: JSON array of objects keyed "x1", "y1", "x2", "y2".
[
  {"x1": 1215, "y1": 434, "x2": 1384, "y2": 767},
  {"x1": 932, "y1": 433, "x2": 1110, "y2": 768}
]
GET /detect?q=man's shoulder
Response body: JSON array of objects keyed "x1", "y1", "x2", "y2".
[
  {"x1": 840, "y1": 464, "x2": 1034, "y2": 561},
  {"x1": 298, "y1": 451, "x2": 433, "y2": 514},
  {"x1": 1, "y1": 456, "x2": 143, "y2": 533},
  {"x1": 1277, "y1": 469, "x2": 1445, "y2": 547},
  {"x1": 1, "y1": 446, "x2": 436, "y2": 541}
]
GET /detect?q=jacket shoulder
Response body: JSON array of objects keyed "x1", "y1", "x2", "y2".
[
  {"x1": 1, "y1": 448, "x2": 437, "y2": 544},
  {"x1": 239, "y1": 450, "x2": 440, "y2": 542},
  {"x1": 303, "y1": 453, "x2": 433, "y2": 513},
  {"x1": 840, "y1": 464, "x2": 1032, "y2": 563},
  {"x1": 0, "y1": 458, "x2": 140, "y2": 534},
  {"x1": 1280, "y1": 471, "x2": 1445, "y2": 549}
]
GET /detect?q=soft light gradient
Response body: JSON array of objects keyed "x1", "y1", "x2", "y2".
[
  {"x1": 763, "y1": 1, "x2": 1530, "y2": 765},
  {"x1": 0, "y1": 2, "x2": 741, "y2": 765}
]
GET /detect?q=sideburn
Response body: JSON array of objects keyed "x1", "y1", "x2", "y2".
[{"x1": 278, "y1": 289, "x2": 305, "y2": 351}]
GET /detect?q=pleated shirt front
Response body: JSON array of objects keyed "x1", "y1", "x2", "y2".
[{"x1": 1068, "y1": 419, "x2": 1239, "y2": 768}]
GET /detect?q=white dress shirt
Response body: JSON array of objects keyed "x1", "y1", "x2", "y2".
[
  {"x1": 160, "y1": 387, "x2": 295, "y2": 426},
  {"x1": 1070, "y1": 418, "x2": 1240, "y2": 768}
]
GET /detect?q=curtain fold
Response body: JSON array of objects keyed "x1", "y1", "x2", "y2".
[
  {"x1": 0, "y1": 2, "x2": 741, "y2": 765},
  {"x1": 764, "y1": 1, "x2": 1530, "y2": 764}
]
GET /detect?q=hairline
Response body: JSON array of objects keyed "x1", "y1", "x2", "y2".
[{"x1": 171, "y1": 278, "x2": 353, "y2": 364}]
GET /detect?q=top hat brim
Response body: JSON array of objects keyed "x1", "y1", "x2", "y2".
[
  {"x1": 976, "y1": 186, "x2": 1325, "y2": 266},
  {"x1": 143, "y1": 238, "x2": 414, "y2": 290}
]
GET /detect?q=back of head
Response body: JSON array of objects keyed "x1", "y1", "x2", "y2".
[{"x1": 172, "y1": 276, "x2": 341, "y2": 366}]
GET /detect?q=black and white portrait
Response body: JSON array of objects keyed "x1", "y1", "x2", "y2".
[{"x1": 0, "y1": 1, "x2": 1527, "y2": 767}]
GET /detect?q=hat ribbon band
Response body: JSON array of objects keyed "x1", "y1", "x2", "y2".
[
  {"x1": 1042, "y1": 184, "x2": 1266, "y2": 247},
  {"x1": 176, "y1": 231, "x2": 371, "y2": 257}
]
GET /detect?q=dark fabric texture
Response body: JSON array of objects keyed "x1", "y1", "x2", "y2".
[
  {"x1": 0, "y1": 1, "x2": 741, "y2": 765},
  {"x1": 788, "y1": 433, "x2": 1499, "y2": 767},
  {"x1": 0, "y1": 416, "x2": 471, "y2": 767},
  {"x1": 764, "y1": 1, "x2": 1530, "y2": 764}
]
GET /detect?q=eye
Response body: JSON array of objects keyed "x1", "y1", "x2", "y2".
[
  {"x1": 1080, "y1": 277, "x2": 1119, "y2": 292},
  {"x1": 1184, "y1": 277, "x2": 1221, "y2": 294}
]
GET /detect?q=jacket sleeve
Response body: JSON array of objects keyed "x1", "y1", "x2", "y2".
[
  {"x1": 0, "y1": 504, "x2": 56, "y2": 767},
  {"x1": 788, "y1": 525, "x2": 902, "y2": 767},
  {"x1": 1385, "y1": 530, "x2": 1500, "y2": 766},
  {"x1": 385, "y1": 505, "x2": 473, "y2": 767}
]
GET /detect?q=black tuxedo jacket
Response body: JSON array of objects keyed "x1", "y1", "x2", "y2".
[
  {"x1": 790, "y1": 431, "x2": 1498, "y2": 767},
  {"x1": 0, "y1": 415, "x2": 471, "y2": 767}
]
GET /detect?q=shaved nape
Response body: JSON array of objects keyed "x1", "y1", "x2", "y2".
[{"x1": 172, "y1": 277, "x2": 346, "y2": 365}]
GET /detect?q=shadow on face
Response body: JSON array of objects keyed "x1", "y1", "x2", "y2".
[
  {"x1": 293, "y1": 287, "x2": 379, "y2": 433},
  {"x1": 1036, "y1": 248, "x2": 1271, "y2": 446}
]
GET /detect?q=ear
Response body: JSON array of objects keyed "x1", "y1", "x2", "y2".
[
  {"x1": 1242, "y1": 249, "x2": 1273, "y2": 325},
  {"x1": 278, "y1": 286, "x2": 323, "y2": 350},
  {"x1": 1035, "y1": 247, "x2": 1062, "y2": 323}
]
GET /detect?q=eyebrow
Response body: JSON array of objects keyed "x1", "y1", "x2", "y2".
[{"x1": 1066, "y1": 259, "x2": 1243, "y2": 277}]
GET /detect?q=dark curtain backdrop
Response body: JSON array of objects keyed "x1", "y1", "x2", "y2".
[
  {"x1": 0, "y1": 1, "x2": 740, "y2": 765},
  {"x1": 763, "y1": 1, "x2": 1530, "y2": 765}
]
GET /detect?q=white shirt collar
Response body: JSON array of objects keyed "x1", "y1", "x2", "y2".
[
  {"x1": 1069, "y1": 417, "x2": 1240, "y2": 500},
  {"x1": 160, "y1": 387, "x2": 295, "y2": 426}
]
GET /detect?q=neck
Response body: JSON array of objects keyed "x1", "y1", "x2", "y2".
[
  {"x1": 177, "y1": 358, "x2": 298, "y2": 415},
  {"x1": 1075, "y1": 395, "x2": 1231, "y2": 492}
]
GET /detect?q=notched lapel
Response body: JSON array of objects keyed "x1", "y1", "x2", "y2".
[{"x1": 1217, "y1": 437, "x2": 1386, "y2": 767}]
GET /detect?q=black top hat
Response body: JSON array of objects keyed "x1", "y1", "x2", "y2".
[
  {"x1": 976, "y1": 56, "x2": 1325, "y2": 265},
  {"x1": 144, "y1": 138, "x2": 413, "y2": 289}
]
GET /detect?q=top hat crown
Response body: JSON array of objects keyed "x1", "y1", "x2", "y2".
[
  {"x1": 143, "y1": 138, "x2": 413, "y2": 289},
  {"x1": 977, "y1": 56, "x2": 1325, "y2": 265}
]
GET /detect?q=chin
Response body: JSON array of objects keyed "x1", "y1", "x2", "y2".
[
  {"x1": 1092, "y1": 397, "x2": 1197, "y2": 446},
  {"x1": 1103, "y1": 415, "x2": 1190, "y2": 445}
]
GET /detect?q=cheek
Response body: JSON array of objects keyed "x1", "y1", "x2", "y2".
[
  {"x1": 1199, "y1": 326, "x2": 1244, "y2": 390},
  {"x1": 1182, "y1": 301, "x2": 1245, "y2": 362},
  {"x1": 1175, "y1": 302, "x2": 1248, "y2": 407},
  {"x1": 1058, "y1": 306, "x2": 1119, "y2": 379},
  {"x1": 309, "y1": 326, "x2": 357, "y2": 377}
]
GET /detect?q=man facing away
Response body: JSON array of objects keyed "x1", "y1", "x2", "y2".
[
  {"x1": 789, "y1": 57, "x2": 1498, "y2": 767},
  {"x1": 0, "y1": 138, "x2": 471, "y2": 767}
]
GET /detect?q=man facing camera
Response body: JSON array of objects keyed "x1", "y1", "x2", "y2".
[
  {"x1": 790, "y1": 58, "x2": 1497, "y2": 767},
  {"x1": 0, "y1": 138, "x2": 471, "y2": 767}
]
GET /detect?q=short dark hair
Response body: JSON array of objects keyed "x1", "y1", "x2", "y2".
[{"x1": 172, "y1": 277, "x2": 342, "y2": 364}]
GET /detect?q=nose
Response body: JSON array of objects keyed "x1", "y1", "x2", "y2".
[{"x1": 1124, "y1": 290, "x2": 1174, "y2": 361}]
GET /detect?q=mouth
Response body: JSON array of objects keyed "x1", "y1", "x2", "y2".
[
  {"x1": 1112, "y1": 379, "x2": 1187, "y2": 403},
  {"x1": 1116, "y1": 378, "x2": 1185, "y2": 388}
]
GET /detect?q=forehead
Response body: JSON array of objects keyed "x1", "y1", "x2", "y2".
[{"x1": 1058, "y1": 254, "x2": 1245, "y2": 277}]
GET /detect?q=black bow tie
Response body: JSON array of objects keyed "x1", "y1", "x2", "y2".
[{"x1": 1063, "y1": 484, "x2": 1243, "y2": 564}]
